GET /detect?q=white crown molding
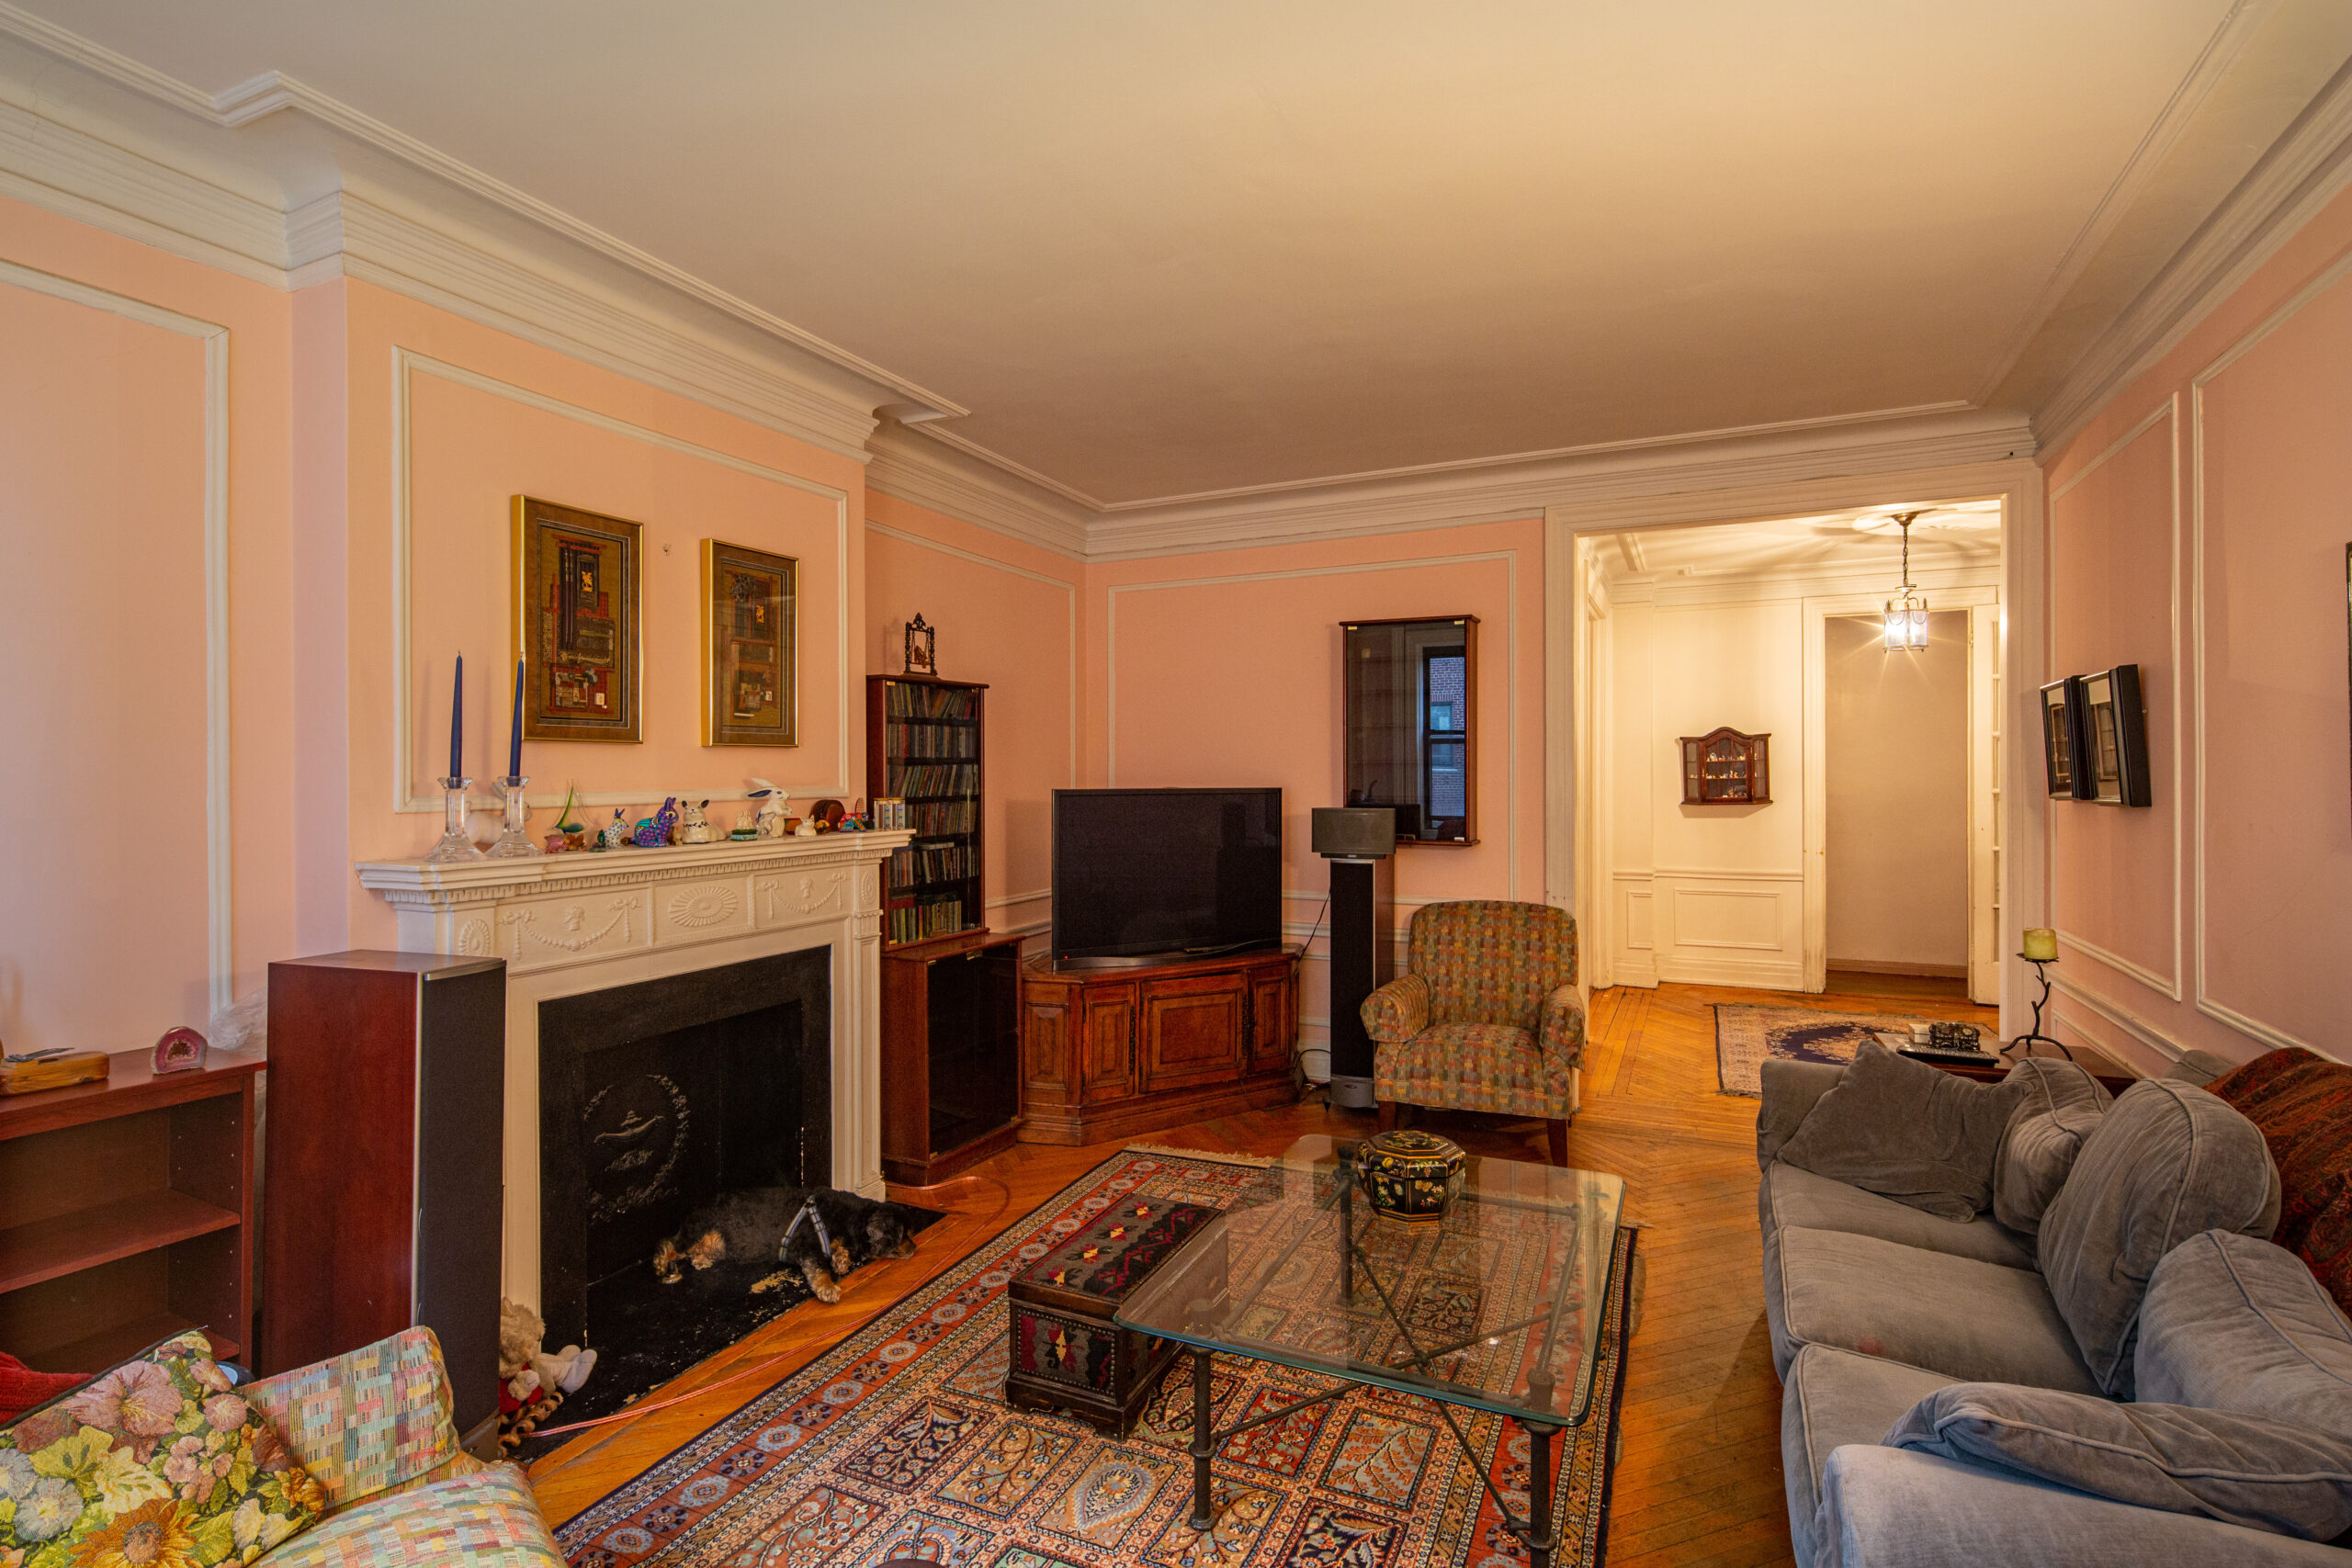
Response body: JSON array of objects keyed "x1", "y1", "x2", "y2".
[
  {"x1": 865, "y1": 422, "x2": 1092, "y2": 558},
  {"x1": 1085, "y1": 408, "x2": 2034, "y2": 560},
  {"x1": 2033, "y1": 53, "x2": 2352, "y2": 457}
]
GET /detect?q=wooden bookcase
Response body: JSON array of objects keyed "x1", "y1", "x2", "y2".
[
  {"x1": 880, "y1": 929, "x2": 1027, "y2": 1184},
  {"x1": 867, "y1": 673, "x2": 988, "y2": 948},
  {"x1": 0, "y1": 1048, "x2": 261, "y2": 1372}
]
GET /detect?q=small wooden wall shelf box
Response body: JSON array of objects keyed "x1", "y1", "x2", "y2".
[
  {"x1": 0, "y1": 1045, "x2": 261, "y2": 1373},
  {"x1": 1020, "y1": 947, "x2": 1300, "y2": 1146},
  {"x1": 1679, "y1": 728, "x2": 1770, "y2": 804}
]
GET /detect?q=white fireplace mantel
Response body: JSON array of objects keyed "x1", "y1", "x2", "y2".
[{"x1": 356, "y1": 829, "x2": 910, "y2": 1316}]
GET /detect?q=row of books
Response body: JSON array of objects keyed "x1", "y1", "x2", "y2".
[
  {"x1": 888, "y1": 896, "x2": 971, "y2": 945},
  {"x1": 889, "y1": 762, "x2": 980, "y2": 799},
  {"x1": 884, "y1": 719, "x2": 979, "y2": 759},
  {"x1": 888, "y1": 840, "x2": 978, "y2": 892},
  {"x1": 908, "y1": 799, "x2": 978, "y2": 836},
  {"x1": 885, "y1": 682, "x2": 979, "y2": 721}
]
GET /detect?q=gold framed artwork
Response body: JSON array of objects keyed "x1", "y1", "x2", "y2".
[
  {"x1": 701, "y1": 538, "x2": 798, "y2": 747},
  {"x1": 513, "y1": 495, "x2": 643, "y2": 743}
]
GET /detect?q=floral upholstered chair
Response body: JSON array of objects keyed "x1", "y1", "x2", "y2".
[{"x1": 1359, "y1": 899, "x2": 1583, "y2": 1164}]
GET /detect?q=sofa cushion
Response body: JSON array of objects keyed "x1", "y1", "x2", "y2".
[
  {"x1": 2210, "y1": 1046, "x2": 2352, "y2": 1322},
  {"x1": 1993, "y1": 1057, "x2": 2111, "y2": 1235},
  {"x1": 1782, "y1": 1344, "x2": 1957, "y2": 1568},
  {"x1": 1765, "y1": 1161, "x2": 2036, "y2": 1269},
  {"x1": 1771, "y1": 1225, "x2": 2098, "y2": 1391},
  {"x1": 0, "y1": 1329, "x2": 323, "y2": 1561},
  {"x1": 252, "y1": 1463, "x2": 562, "y2": 1567},
  {"x1": 1776, "y1": 1039, "x2": 2030, "y2": 1221},
  {"x1": 2038, "y1": 1079, "x2": 2279, "y2": 1399},
  {"x1": 2135, "y1": 1228, "x2": 2352, "y2": 1438},
  {"x1": 245, "y1": 1326, "x2": 467, "y2": 1515},
  {"x1": 1886, "y1": 1382, "x2": 2352, "y2": 1540},
  {"x1": 1758, "y1": 1057, "x2": 1848, "y2": 1169}
]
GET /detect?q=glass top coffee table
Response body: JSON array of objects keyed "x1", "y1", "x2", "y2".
[{"x1": 1114, "y1": 1135, "x2": 1625, "y2": 1568}]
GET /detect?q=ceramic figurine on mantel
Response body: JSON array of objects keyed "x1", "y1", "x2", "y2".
[
  {"x1": 600, "y1": 808, "x2": 628, "y2": 851},
  {"x1": 426, "y1": 654, "x2": 484, "y2": 863},
  {"x1": 675, "y1": 799, "x2": 716, "y2": 843},
  {"x1": 487, "y1": 659, "x2": 542, "y2": 858},
  {"x1": 749, "y1": 779, "x2": 790, "y2": 839}
]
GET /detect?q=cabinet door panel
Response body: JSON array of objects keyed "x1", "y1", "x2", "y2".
[
  {"x1": 1023, "y1": 992, "x2": 1070, "y2": 1107},
  {"x1": 1081, "y1": 987, "x2": 1136, "y2": 1102},
  {"x1": 1139, "y1": 976, "x2": 1243, "y2": 1091},
  {"x1": 1249, "y1": 967, "x2": 1293, "y2": 1073}
]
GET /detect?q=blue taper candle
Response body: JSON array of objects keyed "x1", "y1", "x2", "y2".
[
  {"x1": 509, "y1": 657, "x2": 525, "y2": 778},
  {"x1": 449, "y1": 654, "x2": 463, "y2": 778}
]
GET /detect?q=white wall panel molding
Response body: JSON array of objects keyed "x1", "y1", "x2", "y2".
[
  {"x1": 2188, "y1": 254, "x2": 2352, "y2": 1058},
  {"x1": 390, "y1": 347, "x2": 853, "y2": 814},
  {"x1": 2046, "y1": 397, "x2": 2184, "y2": 1000},
  {"x1": 1104, "y1": 550, "x2": 1521, "y2": 899},
  {"x1": 0, "y1": 257, "x2": 232, "y2": 1010},
  {"x1": 865, "y1": 519, "x2": 1080, "y2": 784},
  {"x1": 2036, "y1": 53, "x2": 2352, "y2": 456},
  {"x1": 2048, "y1": 973, "x2": 2180, "y2": 1067},
  {"x1": 1650, "y1": 868, "x2": 1804, "y2": 989}
]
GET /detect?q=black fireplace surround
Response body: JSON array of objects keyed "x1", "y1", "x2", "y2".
[{"x1": 537, "y1": 948, "x2": 831, "y2": 1346}]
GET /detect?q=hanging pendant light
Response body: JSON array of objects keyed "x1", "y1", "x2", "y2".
[{"x1": 1883, "y1": 511, "x2": 1930, "y2": 650}]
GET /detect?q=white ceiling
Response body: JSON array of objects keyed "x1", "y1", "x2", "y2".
[
  {"x1": 1604, "y1": 500, "x2": 2003, "y2": 585},
  {"x1": 5, "y1": 1, "x2": 2335, "y2": 504}
]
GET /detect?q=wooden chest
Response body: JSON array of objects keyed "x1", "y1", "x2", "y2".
[{"x1": 1004, "y1": 1198, "x2": 1219, "y2": 1435}]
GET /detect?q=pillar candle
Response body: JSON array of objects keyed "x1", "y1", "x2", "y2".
[
  {"x1": 2022, "y1": 928, "x2": 2058, "y2": 963},
  {"x1": 448, "y1": 654, "x2": 463, "y2": 779},
  {"x1": 509, "y1": 658, "x2": 525, "y2": 779}
]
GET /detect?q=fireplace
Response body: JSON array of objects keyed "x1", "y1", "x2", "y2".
[
  {"x1": 356, "y1": 828, "x2": 906, "y2": 1319},
  {"x1": 536, "y1": 948, "x2": 831, "y2": 1346}
]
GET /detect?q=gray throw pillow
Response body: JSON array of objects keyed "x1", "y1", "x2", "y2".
[
  {"x1": 1992, "y1": 1058, "x2": 2111, "y2": 1235},
  {"x1": 1886, "y1": 1382, "x2": 2352, "y2": 1540},
  {"x1": 1775, "y1": 1040, "x2": 2030, "y2": 1221},
  {"x1": 2038, "y1": 1080, "x2": 2280, "y2": 1399},
  {"x1": 2136, "y1": 1229, "x2": 2352, "y2": 1435}
]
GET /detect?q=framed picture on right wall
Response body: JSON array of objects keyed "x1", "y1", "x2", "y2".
[{"x1": 2039, "y1": 676, "x2": 2086, "y2": 799}]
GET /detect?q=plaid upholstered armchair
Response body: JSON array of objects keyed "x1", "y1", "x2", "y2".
[{"x1": 1359, "y1": 899, "x2": 1584, "y2": 1164}]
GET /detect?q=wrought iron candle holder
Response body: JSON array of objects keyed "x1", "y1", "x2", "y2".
[
  {"x1": 425, "y1": 776, "x2": 484, "y2": 863},
  {"x1": 2006, "y1": 953, "x2": 2073, "y2": 1061},
  {"x1": 487, "y1": 774, "x2": 542, "y2": 859}
]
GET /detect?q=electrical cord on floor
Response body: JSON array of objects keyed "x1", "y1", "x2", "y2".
[
  {"x1": 526, "y1": 1171, "x2": 1017, "y2": 1440},
  {"x1": 1293, "y1": 894, "x2": 1331, "y2": 1100}
]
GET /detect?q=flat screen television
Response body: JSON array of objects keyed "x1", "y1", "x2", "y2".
[{"x1": 1050, "y1": 788, "x2": 1283, "y2": 964}]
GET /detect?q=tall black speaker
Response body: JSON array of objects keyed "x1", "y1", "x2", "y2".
[{"x1": 1314, "y1": 808, "x2": 1395, "y2": 1111}]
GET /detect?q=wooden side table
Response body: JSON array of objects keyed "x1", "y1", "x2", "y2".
[
  {"x1": 0, "y1": 1047, "x2": 262, "y2": 1371},
  {"x1": 1874, "y1": 1031, "x2": 2136, "y2": 1098}
]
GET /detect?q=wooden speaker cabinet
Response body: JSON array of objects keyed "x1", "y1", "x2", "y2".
[
  {"x1": 1019, "y1": 948, "x2": 1299, "y2": 1146},
  {"x1": 881, "y1": 930, "x2": 1027, "y2": 1185},
  {"x1": 262, "y1": 952, "x2": 505, "y2": 1446}
]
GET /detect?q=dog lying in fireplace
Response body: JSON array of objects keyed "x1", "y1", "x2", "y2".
[{"x1": 652, "y1": 1186, "x2": 917, "y2": 1303}]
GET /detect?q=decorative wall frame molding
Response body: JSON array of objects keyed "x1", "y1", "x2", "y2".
[
  {"x1": 2046, "y1": 396, "x2": 2184, "y2": 1001},
  {"x1": 390, "y1": 346, "x2": 853, "y2": 812},
  {"x1": 0, "y1": 257, "x2": 232, "y2": 1010},
  {"x1": 2187, "y1": 245, "x2": 2352, "y2": 1058},
  {"x1": 866, "y1": 426, "x2": 1091, "y2": 559},
  {"x1": 1103, "y1": 548, "x2": 1522, "y2": 899},
  {"x1": 865, "y1": 517, "x2": 1081, "y2": 785}
]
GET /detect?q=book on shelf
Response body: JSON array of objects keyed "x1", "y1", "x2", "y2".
[
  {"x1": 884, "y1": 682, "x2": 980, "y2": 721},
  {"x1": 883, "y1": 719, "x2": 978, "y2": 759},
  {"x1": 888, "y1": 762, "x2": 980, "y2": 798}
]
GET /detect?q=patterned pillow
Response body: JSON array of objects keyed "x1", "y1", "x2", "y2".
[{"x1": 0, "y1": 1329, "x2": 323, "y2": 1565}]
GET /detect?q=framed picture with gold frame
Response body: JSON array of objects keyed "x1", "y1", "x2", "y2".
[
  {"x1": 702, "y1": 538, "x2": 798, "y2": 747},
  {"x1": 514, "y1": 496, "x2": 642, "y2": 743}
]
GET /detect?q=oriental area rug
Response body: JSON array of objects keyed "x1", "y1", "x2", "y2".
[
  {"x1": 557, "y1": 1147, "x2": 1642, "y2": 1568},
  {"x1": 1713, "y1": 1005, "x2": 1979, "y2": 1096}
]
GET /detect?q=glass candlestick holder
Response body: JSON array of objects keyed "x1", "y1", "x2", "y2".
[
  {"x1": 487, "y1": 775, "x2": 542, "y2": 859},
  {"x1": 425, "y1": 776, "x2": 484, "y2": 863}
]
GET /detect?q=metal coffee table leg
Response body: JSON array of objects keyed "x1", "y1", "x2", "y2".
[
  {"x1": 1521, "y1": 1417, "x2": 1560, "y2": 1568},
  {"x1": 1189, "y1": 1348, "x2": 1216, "y2": 1530}
]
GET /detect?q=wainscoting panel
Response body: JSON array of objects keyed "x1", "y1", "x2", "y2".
[
  {"x1": 1651, "y1": 867, "x2": 1804, "y2": 989},
  {"x1": 1612, "y1": 873, "x2": 1657, "y2": 987}
]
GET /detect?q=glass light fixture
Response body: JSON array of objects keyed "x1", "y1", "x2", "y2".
[{"x1": 1883, "y1": 511, "x2": 1930, "y2": 650}]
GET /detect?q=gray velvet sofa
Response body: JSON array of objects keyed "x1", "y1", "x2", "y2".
[{"x1": 1758, "y1": 1048, "x2": 2352, "y2": 1567}]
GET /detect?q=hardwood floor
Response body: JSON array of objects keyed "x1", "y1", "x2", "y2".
[{"x1": 526, "y1": 979, "x2": 2000, "y2": 1562}]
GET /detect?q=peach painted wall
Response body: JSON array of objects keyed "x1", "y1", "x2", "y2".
[
  {"x1": 864, "y1": 495, "x2": 1082, "y2": 939},
  {"x1": 319, "y1": 279, "x2": 868, "y2": 949},
  {"x1": 1084, "y1": 521, "x2": 1547, "y2": 1043},
  {"x1": 2040, "y1": 177, "x2": 2352, "y2": 1073},
  {"x1": 0, "y1": 194, "x2": 294, "y2": 1050}
]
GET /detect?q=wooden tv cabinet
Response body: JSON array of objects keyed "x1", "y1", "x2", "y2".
[{"x1": 1018, "y1": 946, "x2": 1301, "y2": 1145}]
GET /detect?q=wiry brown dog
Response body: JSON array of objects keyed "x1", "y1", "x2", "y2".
[{"x1": 653, "y1": 1186, "x2": 916, "y2": 1303}]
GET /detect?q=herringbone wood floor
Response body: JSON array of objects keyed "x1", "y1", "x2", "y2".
[{"x1": 526, "y1": 980, "x2": 1998, "y2": 1564}]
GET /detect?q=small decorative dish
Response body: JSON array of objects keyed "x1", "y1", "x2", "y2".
[{"x1": 1355, "y1": 1127, "x2": 1465, "y2": 1224}]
